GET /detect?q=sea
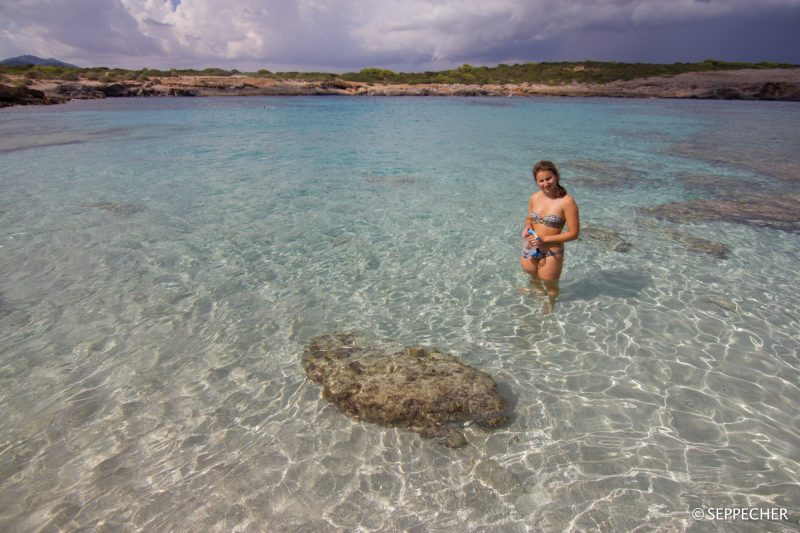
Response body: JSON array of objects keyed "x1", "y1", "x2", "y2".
[{"x1": 1, "y1": 95, "x2": 798, "y2": 532}]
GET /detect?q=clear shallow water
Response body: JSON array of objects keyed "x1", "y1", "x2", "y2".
[{"x1": 1, "y1": 96, "x2": 799, "y2": 531}]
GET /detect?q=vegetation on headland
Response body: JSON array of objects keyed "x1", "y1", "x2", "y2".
[
  {"x1": 341, "y1": 60, "x2": 798, "y2": 85},
  {"x1": 1, "y1": 59, "x2": 797, "y2": 87}
]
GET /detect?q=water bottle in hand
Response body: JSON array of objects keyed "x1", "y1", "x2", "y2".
[{"x1": 522, "y1": 229, "x2": 542, "y2": 260}]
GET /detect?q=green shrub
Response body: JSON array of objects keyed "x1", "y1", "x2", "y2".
[
  {"x1": 201, "y1": 67, "x2": 232, "y2": 76},
  {"x1": 340, "y1": 60, "x2": 797, "y2": 86},
  {"x1": 142, "y1": 68, "x2": 169, "y2": 78},
  {"x1": 345, "y1": 68, "x2": 397, "y2": 83}
]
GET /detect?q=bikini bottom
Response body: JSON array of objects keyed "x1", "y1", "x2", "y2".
[
  {"x1": 537, "y1": 249, "x2": 563, "y2": 258},
  {"x1": 522, "y1": 248, "x2": 563, "y2": 260}
]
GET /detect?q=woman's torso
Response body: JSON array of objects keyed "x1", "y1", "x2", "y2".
[{"x1": 529, "y1": 192, "x2": 568, "y2": 246}]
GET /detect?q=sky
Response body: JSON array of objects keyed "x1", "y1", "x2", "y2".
[{"x1": 1, "y1": 0, "x2": 799, "y2": 72}]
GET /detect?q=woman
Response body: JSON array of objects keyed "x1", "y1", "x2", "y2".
[{"x1": 519, "y1": 160, "x2": 580, "y2": 312}]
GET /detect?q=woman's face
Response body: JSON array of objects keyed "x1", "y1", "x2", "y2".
[{"x1": 535, "y1": 170, "x2": 558, "y2": 194}]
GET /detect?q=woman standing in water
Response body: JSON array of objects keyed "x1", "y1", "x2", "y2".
[{"x1": 520, "y1": 160, "x2": 580, "y2": 312}]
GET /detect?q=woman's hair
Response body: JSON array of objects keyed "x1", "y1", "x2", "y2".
[{"x1": 533, "y1": 160, "x2": 567, "y2": 197}]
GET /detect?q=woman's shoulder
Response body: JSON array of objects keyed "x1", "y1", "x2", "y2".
[{"x1": 560, "y1": 193, "x2": 578, "y2": 207}]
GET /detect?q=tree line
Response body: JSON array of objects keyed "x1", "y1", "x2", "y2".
[{"x1": 2, "y1": 60, "x2": 796, "y2": 87}]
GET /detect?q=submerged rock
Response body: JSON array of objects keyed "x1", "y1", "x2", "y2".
[
  {"x1": 364, "y1": 174, "x2": 416, "y2": 186},
  {"x1": 675, "y1": 172, "x2": 760, "y2": 197},
  {"x1": 663, "y1": 229, "x2": 729, "y2": 259},
  {"x1": 83, "y1": 201, "x2": 145, "y2": 215},
  {"x1": 697, "y1": 294, "x2": 739, "y2": 313},
  {"x1": 302, "y1": 333, "x2": 508, "y2": 447},
  {"x1": 581, "y1": 225, "x2": 632, "y2": 252},
  {"x1": 638, "y1": 193, "x2": 800, "y2": 233},
  {"x1": 565, "y1": 160, "x2": 649, "y2": 189},
  {"x1": 638, "y1": 218, "x2": 729, "y2": 258}
]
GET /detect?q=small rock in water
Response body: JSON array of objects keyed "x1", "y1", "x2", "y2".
[
  {"x1": 83, "y1": 201, "x2": 145, "y2": 215},
  {"x1": 662, "y1": 229, "x2": 729, "y2": 259},
  {"x1": 637, "y1": 218, "x2": 729, "y2": 258},
  {"x1": 364, "y1": 174, "x2": 416, "y2": 186},
  {"x1": 302, "y1": 332, "x2": 509, "y2": 447},
  {"x1": 698, "y1": 294, "x2": 739, "y2": 313},
  {"x1": 581, "y1": 225, "x2": 632, "y2": 253}
]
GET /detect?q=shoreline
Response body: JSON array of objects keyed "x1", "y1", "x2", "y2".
[{"x1": 3, "y1": 68, "x2": 800, "y2": 107}]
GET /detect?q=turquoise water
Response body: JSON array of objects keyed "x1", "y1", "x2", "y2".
[{"x1": 1, "y1": 96, "x2": 799, "y2": 531}]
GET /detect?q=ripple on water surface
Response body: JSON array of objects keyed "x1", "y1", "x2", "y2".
[{"x1": 0, "y1": 96, "x2": 798, "y2": 531}]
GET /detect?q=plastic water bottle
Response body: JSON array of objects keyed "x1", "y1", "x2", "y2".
[{"x1": 522, "y1": 229, "x2": 542, "y2": 260}]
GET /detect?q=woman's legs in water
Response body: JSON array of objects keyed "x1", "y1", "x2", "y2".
[
  {"x1": 522, "y1": 253, "x2": 563, "y2": 312},
  {"x1": 520, "y1": 256, "x2": 546, "y2": 294},
  {"x1": 537, "y1": 255, "x2": 563, "y2": 312}
]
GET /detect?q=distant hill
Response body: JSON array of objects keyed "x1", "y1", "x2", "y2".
[{"x1": 0, "y1": 55, "x2": 77, "y2": 67}]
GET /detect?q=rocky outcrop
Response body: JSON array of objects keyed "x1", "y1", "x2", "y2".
[
  {"x1": 56, "y1": 83, "x2": 105, "y2": 99},
  {"x1": 96, "y1": 83, "x2": 155, "y2": 97},
  {"x1": 302, "y1": 332, "x2": 508, "y2": 447},
  {"x1": 54, "y1": 83, "x2": 198, "y2": 98},
  {"x1": 572, "y1": 69, "x2": 800, "y2": 100},
  {"x1": 163, "y1": 87, "x2": 198, "y2": 96},
  {"x1": 755, "y1": 81, "x2": 800, "y2": 100},
  {"x1": 5, "y1": 68, "x2": 800, "y2": 108},
  {"x1": 0, "y1": 83, "x2": 65, "y2": 107}
]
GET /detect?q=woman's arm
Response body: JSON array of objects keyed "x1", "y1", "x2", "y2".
[
  {"x1": 521, "y1": 194, "x2": 534, "y2": 238},
  {"x1": 541, "y1": 196, "x2": 580, "y2": 245}
]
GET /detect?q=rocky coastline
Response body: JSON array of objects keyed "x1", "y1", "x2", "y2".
[{"x1": 2, "y1": 68, "x2": 800, "y2": 108}]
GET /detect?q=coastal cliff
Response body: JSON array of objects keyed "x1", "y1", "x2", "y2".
[{"x1": 3, "y1": 68, "x2": 799, "y2": 107}]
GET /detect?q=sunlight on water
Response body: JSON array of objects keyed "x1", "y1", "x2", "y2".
[{"x1": 1, "y1": 96, "x2": 799, "y2": 531}]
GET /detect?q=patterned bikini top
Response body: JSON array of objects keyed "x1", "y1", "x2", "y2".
[{"x1": 529, "y1": 210, "x2": 566, "y2": 229}]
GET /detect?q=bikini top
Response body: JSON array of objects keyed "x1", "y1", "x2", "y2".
[{"x1": 529, "y1": 210, "x2": 565, "y2": 229}]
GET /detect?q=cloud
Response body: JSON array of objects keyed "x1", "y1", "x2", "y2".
[{"x1": 1, "y1": 0, "x2": 798, "y2": 69}]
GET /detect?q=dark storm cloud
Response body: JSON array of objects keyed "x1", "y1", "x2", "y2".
[
  {"x1": 553, "y1": 11, "x2": 800, "y2": 64},
  {"x1": 1, "y1": 0, "x2": 798, "y2": 70}
]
